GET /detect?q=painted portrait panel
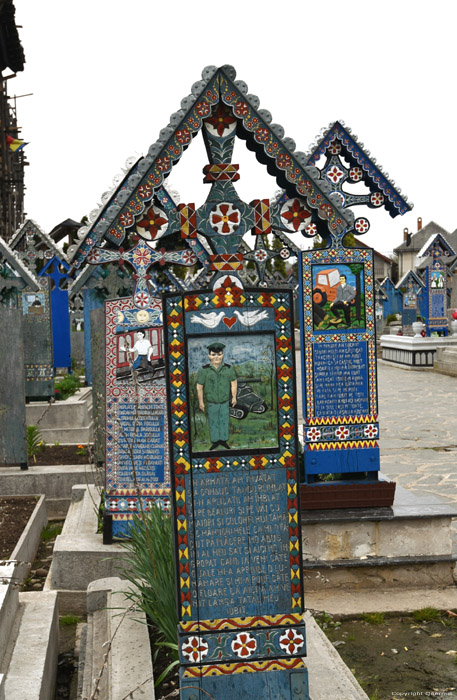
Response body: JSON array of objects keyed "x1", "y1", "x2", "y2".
[
  {"x1": 311, "y1": 263, "x2": 366, "y2": 331},
  {"x1": 187, "y1": 333, "x2": 278, "y2": 454},
  {"x1": 115, "y1": 325, "x2": 165, "y2": 384}
]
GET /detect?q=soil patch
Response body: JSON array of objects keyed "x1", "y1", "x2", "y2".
[
  {"x1": 33, "y1": 445, "x2": 92, "y2": 466},
  {"x1": 319, "y1": 610, "x2": 457, "y2": 699},
  {"x1": 148, "y1": 624, "x2": 179, "y2": 695},
  {"x1": 0, "y1": 496, "x2": 38, "y2": 559}
]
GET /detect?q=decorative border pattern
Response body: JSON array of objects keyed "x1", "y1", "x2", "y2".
[
  {"x1": 182, "y1": 657, "x2": 305, "y2": 678},
  {"x1": 179, "y1": 623, "x2": 307, "y2": 665},
  {"x1": 180, "y1": 613, "x2": 304, "y2": 634},
  {"x1": 71, "y1": 66, "x2": 352, "y2": 268},
  {"x1": 306, "y1": 122, "x2": 411, "y2": 216},
  {"x1": 166, "y1": 290, "x2": 302, "y2": 623}
]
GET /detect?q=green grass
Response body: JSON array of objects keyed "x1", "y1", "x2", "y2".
[
  {"x1": 362, "y1": 612, "x2": 385, "y2": 625},
  {"x1": 60, "y1": 614, "x2": 81, "y2": 626},
  {"x1": 41, "y1": 523, "x2": 63, "y2": 542},
  {"x1": 412, "y1": 607, "x2": 440, "y2": 622}
]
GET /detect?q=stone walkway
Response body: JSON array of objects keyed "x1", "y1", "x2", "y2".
[
  {"x1": 378, "y1": 361, "x2": 457, "y2": 548},
  {"x1": 295, "y1": 354, "x2": 457, "y2": 546}
]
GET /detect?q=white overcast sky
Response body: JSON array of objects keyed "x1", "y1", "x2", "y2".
[{"x1": 10, "y1": 0, "x2": 457, "y2": 255}]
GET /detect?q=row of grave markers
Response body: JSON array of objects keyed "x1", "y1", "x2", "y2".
[{"x1": 5, "y1": 65, "x2": 415, "y2": 699}]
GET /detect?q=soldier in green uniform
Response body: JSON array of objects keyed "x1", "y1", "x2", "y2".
[{"x1": 196, "y1": 342, "x2": 238, "y2": 450}]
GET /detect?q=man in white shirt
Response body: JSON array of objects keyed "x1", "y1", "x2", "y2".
[{"x1": 131, "y1": 330, "x2": 152, "y2": 370}]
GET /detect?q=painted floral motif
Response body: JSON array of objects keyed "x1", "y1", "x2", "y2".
[
  {"x1": 119, "y1": 211, "x2": 134, "y2": 228},
  {"x1": 195, "y1": 101, "x2": 211, "y2": 118},
  {"x1": 131, "y1": 245, "x2": 152, "y2": 267},
  {"x1": 138, "y1": 183, "x2": 153, "y2": 200},
  {"x1": 182, "y1": 636, "x2": 209, "y2": 663},
  {"x1": 176, "y1": 128, "x2": 191, "y2": 145},
  {"x1": 234, "y1": 101, "x2": 249, "y2": 117},
  {"x1": 280, "y1": 198, "x2": 311, "y2": 232},
  {"x1": 254, "y1": 249, "x2": 268, "y2": 262},
  {"x1": 277, "y1": 153, "x2": 292, "y2": 170},
  {"x1": 278, "y1": 628, "x2": 305, "y2": 655},
  {"x1": 364, "y1": 424, "x2": 378, "y2": 438},
  {"x1": 354, "y1": 217, "x2": 370, "y2": 233},
  {"x1": 305, "y1": 222, "x2": 318, "y2": 237},
  {"x1": 349, "y1": 166, "x2": 363, "y2": 182},
  {"x1": 205, "y1": 104, "x2": 236, "y2": 137},
  {"x1": 87, "y1": 249, "x2": 100, "y2": 264},
  {"x1": 181, "y1": 250, "x2": 197, "y2": 265},
  {"x1": 134, "y1": 292, "x2": 150, "y2": 309},
  {"x1": 156, "y1": 156, "x2": 171, "y2": 173},
  {"x1": 335, "y1": 426, "x2": 349, "y2": 440},
  {"x1": 136, "y1": 205, "x2": 168, "y2": 241},
  {"x1": 231, "y1": 632, "x2": 257, "y2": 658},
  {"x1": 280, "y1": 247, "x2": 290, "y2": 259},
  {"x1": 255, "y1": 127, "x2": 270, "y2": 143},
  {"x1": 325, "y1": 165, "x2": 345, "y2": 184},
  {"x1": 210, "y1": 203, "x2": 241, "y2": 235},
  {"x1": 370, "y1": 192, "x2": 385, "y2": 207},
  {"x1": 327, "y1": 140, "x2": 342, "y2": 155},
  {"x1": 306, "y1": 427, "x2": 321, "y2": 441}
]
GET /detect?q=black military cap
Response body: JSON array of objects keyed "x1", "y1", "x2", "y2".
[{"x1": 207, "y1": 342, "x2": 226, "y2": 352}]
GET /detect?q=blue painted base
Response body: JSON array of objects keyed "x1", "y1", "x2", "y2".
[
  {"x1": 180, "y1": 664, "x2": 308, "y2": 700},
  {"x1": 305, "y1": 446, "x2": 380, "y2": 476}
]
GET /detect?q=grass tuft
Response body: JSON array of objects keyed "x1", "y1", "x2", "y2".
[
  {"x1": 362, "y1": 612, "x2": 385, "y2": 625},
  {"x1": 412, "y1": 607, "x2": 440, "y2": 622}
]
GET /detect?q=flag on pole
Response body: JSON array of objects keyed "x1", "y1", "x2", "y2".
[{"x1": 6, "y1": 134, "x2": 28, "y2": 152}]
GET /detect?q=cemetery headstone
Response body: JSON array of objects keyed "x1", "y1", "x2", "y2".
[
  {"x1": 299, "y1": 121, "x2": 411, "y2": 507},
  {"x1": 0, "y1": 307, "x2": 27, "y2": 467},
  {"x1": 103, "y1": 296, "x2": 170, "y2": 537},
  {"x1": 38, "y1": 255, "x2": 72, "y2": 370},
  {"x1": 10, "y1": 219, "x2": 71, "y2": 373},
  {"x1": 22, "y1": 278, "x2": 54, "y2": 399},
  {"x1": 396, "y1": 270, "x2": 425, "y2": 330},
  {"x1": 165, "y1": 287, "x2": 307, "y2": 699},
  {"x1": 417, "y1": 233, "x2": 454, "y2": 336}
]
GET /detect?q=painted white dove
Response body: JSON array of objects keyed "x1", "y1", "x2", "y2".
[
  {"x1": 233, "y1": 309, "x2": 269, "y2": 326},
  {"x1": 190, "y1": 311, "x2": 225, "y2": 329}
]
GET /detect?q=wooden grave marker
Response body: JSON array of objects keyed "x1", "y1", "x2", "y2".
[{"x1": 165, "y1": 288, "x2": 307, "y2": 699}]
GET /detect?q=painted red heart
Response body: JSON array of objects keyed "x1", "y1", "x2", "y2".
[{"x1": 223, "y1": 316, "x2": 237, "y2": 329}]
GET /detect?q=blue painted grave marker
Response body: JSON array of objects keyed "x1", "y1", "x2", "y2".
[{"x1": 165, "y1": 288, "x2": 307, "y2": 699}]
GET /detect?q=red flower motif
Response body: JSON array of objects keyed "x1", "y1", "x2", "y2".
[
  {"x1": 326, "y1": 165, "x2": 345, "y2": 183},
  {"x1": 280, "y1": 199, "x2": 311, "y2": 232},
  {"x1": 306, "y1": 427, "x2": 321, "y2": 442},
  {"x1": 176, "y1": 128, "x2": 191, "y2": 144},
  {"x1": 335, "y1": 426, "x2": 349, "y2": 440},
  {"x1": 277, "y1": 153, "x2": 292, "y2": 169},
  {"x1": 182, "y1": 636, "x2": 209, "y2": 663},
  {"x1": 195, "y1": 101, "x2": 211, "y2": 118},
  {"x1": 255, "y1": 127, "x2": 269, "y2": 142},
  {"x1": 279, "y1": 628, "x2": 305, "y2": 655},
  {"x1": 210, "y1": 203, "x2": 240, "y2": 234},
  {"x1": 234, "y1": 101, "x2": 249, "y2": 117},
  {"x1": 205, "y1": 104, "x2": 236, "y2": 137},
  {"x1": 156, "y1": 156, "x2": 171, "y2": 172},
  {"x1": 136, "y1": 206, "x2": 168, "y2": 240},
  {"x1": 119, "y1": 211, "x2": 134, "y2": 228},
  {"x1": 327, "y1": 140, "x2": 341, "y2": 155},
  {"x1": 138, "y1": 184, "x2": 153, "y2": 200},
  {"x1": 231, "y1": 632, "x2": 257, "y2": 658},
  {"x1": 364, "y1": 424, "x2": 378, "y2": 439},
  {"x1": 132, "y1": 245, "x2": 152, "y2": 267}
]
